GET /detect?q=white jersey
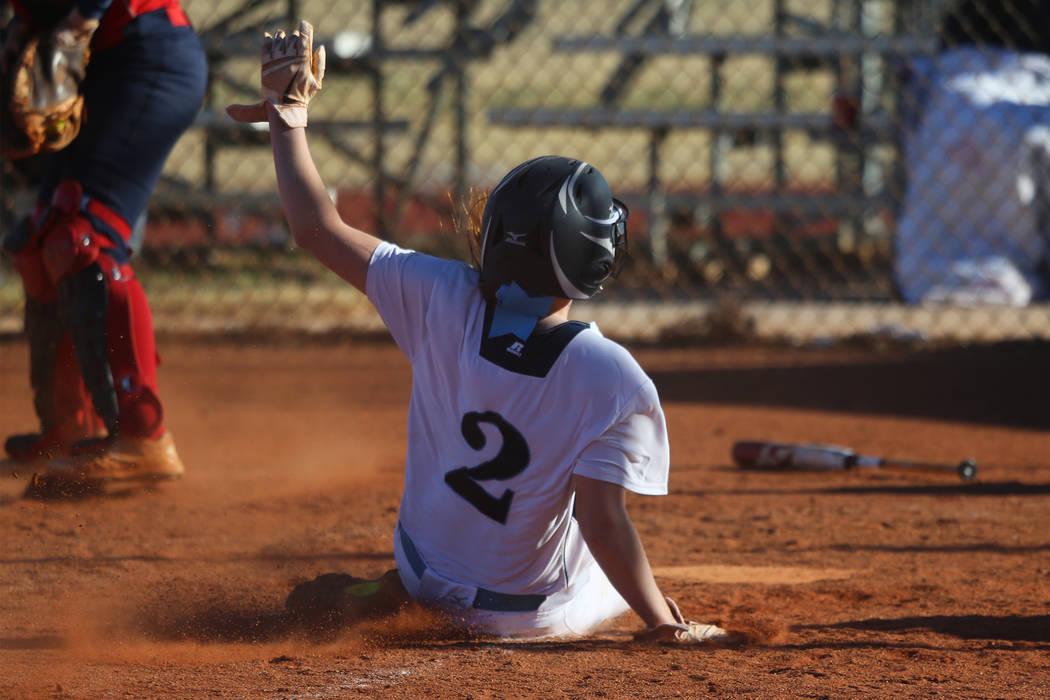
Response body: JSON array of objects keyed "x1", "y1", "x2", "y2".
[{"x1": 366, "y1": 242, "x2": 669, "y2": 607}]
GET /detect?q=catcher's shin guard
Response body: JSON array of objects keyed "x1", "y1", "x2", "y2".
[
  {"x1": 24, "y1": 299, "x2": 63, "y2": 429},
  {"x1": 58, "y1": 262, "x2": 120, "y2": 434},
  {"x1": 99, "y1": 259, "x2": 165, "y2": 439},
  {"x1": 42, "y1": 181, "x2": 165, "y2": 440},
  {"x1": 3, "y1": 209, "x2": 102, "y2": 461},
  {"x1": 27, "y1": 299, "x2": 103, "y2": 448},
  {"x1": 4, "y1": 210, "x2": 55, "y2": 302}
]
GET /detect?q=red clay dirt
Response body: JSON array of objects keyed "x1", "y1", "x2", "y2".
[{"x1": 1, "y1": 337, "x2": 1048, "y2": 699}]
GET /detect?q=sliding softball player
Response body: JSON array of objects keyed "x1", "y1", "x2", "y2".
[{"x1": 227, "y1": 21, "x2": 728, "y2": 643}]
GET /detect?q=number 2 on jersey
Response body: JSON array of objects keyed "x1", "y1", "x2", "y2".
[{"x1": 444, "y1": 411, "x2": 529, "y2": 524}]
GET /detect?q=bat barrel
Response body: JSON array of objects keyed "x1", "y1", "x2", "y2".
[{"x1": 732, "y1": 440, "x2": 855, "y2": 471}]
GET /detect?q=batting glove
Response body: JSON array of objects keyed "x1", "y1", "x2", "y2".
[
  {"x1": 634, "y1": 621, "x2": 731, "y2": 644},
  {"x1": 633, "y1": 596, "x2": 732, "y2": 645},
  {"x1": 226, "y1": 20, "x2": 326, "y2": 128}
]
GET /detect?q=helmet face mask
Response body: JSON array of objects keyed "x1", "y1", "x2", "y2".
[
  {"x1": 480, "y1": 156, "x2": 629, "y2": 300},
  {"x1": 605, "y1": 197, "x2": 630, "y2": 278}
]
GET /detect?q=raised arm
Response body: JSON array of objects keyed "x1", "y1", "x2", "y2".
[
  {"x1": 267, "y1": 108, "x2": 380, "y2": 292},
  {"x1": 226, "y1": 21, "x2": 380, "y2": 293}
]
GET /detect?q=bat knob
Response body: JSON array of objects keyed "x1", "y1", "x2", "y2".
[{"x1": 957, "y1": 459, "x2": 977, "y2": 481}]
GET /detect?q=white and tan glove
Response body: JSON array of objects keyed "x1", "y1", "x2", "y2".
[
  {"x1": 633, "y1": 597, "x2": 731, "y2": 645},
  {"x1": 226, "y1": 20, "x2": 325, "y2": 128}
]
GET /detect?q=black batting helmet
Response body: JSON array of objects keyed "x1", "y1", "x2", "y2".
[{"x1": 479, "y1": 156, "x2": 628, "y2": 299}]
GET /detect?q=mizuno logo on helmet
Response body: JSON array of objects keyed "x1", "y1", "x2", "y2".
[{"x1": 505, "y1": 231, "x2": 527, "y2": 246}]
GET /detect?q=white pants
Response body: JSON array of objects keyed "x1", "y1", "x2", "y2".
[{"x1": 393, "y1": 524, "x2": 630, "y2": 640}]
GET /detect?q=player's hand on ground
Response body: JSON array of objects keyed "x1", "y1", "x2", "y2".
[
  {"x1": 633, "y1": 596, "x2": 731, "y2": 645},
  {"x1": 226, "y1": 20, "x2": 325, "y2": 128},
  {"x1": 634, "y1": 620, "x2": 731, "y2": 644}
]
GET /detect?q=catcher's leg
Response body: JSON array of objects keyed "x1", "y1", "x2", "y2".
[
  {"x1": 26, "y1": 181, "x2": 182, "y2": 489},
  {"x1": 3, "y1": 208, "x2": 103, "y2": 462},
  {"x1": 40, "y1": 180, "x2": 165, "y2": 441}
]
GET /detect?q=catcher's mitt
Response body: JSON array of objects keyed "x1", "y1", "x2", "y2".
[{"x1": 1, "y1": 31, "x2": 90, "y2": 159}]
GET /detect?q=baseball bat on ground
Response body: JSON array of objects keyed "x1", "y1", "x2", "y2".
[{"x1": 731, "y1": 440, "x2": 977, "y2": 481}]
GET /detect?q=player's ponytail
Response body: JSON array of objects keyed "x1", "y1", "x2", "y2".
[{"x1": 453, "y1": 187, "x2": 500, "y2": 302}]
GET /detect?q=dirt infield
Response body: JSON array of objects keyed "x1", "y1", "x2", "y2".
[{"x1": 1, "y1": 337, "x2": 1048, "y2": 699}]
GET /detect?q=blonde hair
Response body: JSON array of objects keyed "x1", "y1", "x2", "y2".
[
  {"x1": 454, "y1": 187, "x2": 489, "y2": 270},
  {"x1": 451, "y1": 187, "x2": 499, "y2": 301}
]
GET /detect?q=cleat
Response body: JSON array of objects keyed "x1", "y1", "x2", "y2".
[
  {"x1": 286, "y1": 569, "x2": 409, "y2": 629},
  {"x1": 6, "y1": 431, "x2": 68, "y2": 463},
  {"x1": 5, "y1": 433, "x2": 49, "y2": 462},
  {"x1": 6, "y1": 424, "x2": 109, "y2": 464},
  {"x1": 33, "y1": 431, "x2": 185, "y2": 485}
]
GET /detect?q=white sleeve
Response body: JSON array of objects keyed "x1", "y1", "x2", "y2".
[
  {"x1": 365, "y1": 241, "x2": 451, "y2": 361},
  {"x1": 571, "y1": 379, "x2": 670, "y2": 495}
]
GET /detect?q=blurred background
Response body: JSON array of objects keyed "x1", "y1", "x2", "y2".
[{"x1": 3, "y1": 0, "x2": 1049, "y2": 343}]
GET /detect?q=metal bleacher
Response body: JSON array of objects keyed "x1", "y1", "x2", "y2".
[
  {"x1": 159, "y1": 0, "x2": 540, "y2": 243},
  {"x1": 488, "y1": 0, "x2": 940, "y2": 288}
]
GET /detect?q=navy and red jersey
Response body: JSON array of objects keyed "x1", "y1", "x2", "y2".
[{"x1": 9, "y1": 0, "x2": 190, "y2": 50}]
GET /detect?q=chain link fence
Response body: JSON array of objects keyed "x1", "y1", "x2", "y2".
[{"x1": 2, "y1": 0, "x2": 1049, "y2": 343}]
